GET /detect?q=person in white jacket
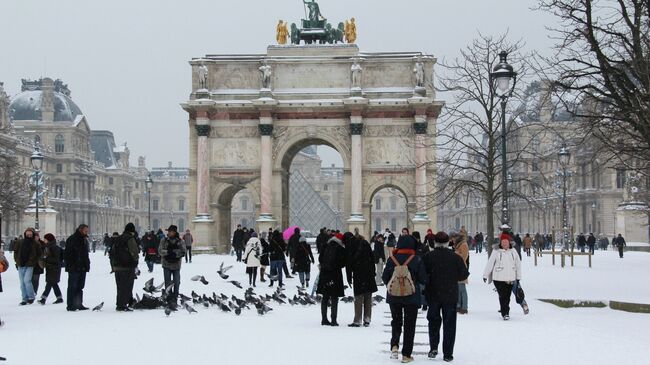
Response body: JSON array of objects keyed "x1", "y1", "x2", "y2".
[
  {"x1": 483, "y1": 232, "x2": 521, "y2": 320},
  {"x1": 243, "y1": 235, "x2": 262, "y2": 287}
]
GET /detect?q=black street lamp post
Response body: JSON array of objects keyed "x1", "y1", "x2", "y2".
[
  {"x1": 490, "y1": 51, "x2": 517, "y2": 231},
  {"x1": 30, "y1": 145, "x2": 44, "y2": 231},
  {"x1": 145, "y1": 174, "x2": 153, "y2": 231},
  {"x1": 558, "y1": 146, "x2": 571, "y2": 250}
]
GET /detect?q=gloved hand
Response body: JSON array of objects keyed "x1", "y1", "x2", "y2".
[{"x1": 483, "y1": 278, "x2": 487, "y2": 283}]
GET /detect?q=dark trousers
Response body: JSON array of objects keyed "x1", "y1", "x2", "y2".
[
  {"x1": 41, "y1": 282, "x2": 62, "y2": 299},
  {"x1": 493, "y1": 281, "x2": 514, "y2": 316},
  {"x1": 185, "y1": 247, "x2": 192, "y2": 263},
  {"x1": 389, "y1": 303, "x2": 419, "y2": 357},
  {"x1": 145, "y1": 259, "x2": 155, "y2": 272},
  {"x1": 283, "y1": 260, "x2": 290, "y2": 276},
  {"x1": 67, "y1": 271, "x2": 86, "y2": 310},
  {"x1": 32, "y1": 273, "x2": 40, "y2": 296},
  {"x1": 235, "y1": 248, "x2": 243, "y2": 262},
  {"x1": 618, "y1": 246, "x2": 624, "y2": 258},
  {"x1": 115, "y1": 270, "x2": 135, "y2": 309},
  {"x1": 427, "y1": 302, "x2": 457, "y2": 356},
  {"x1": 321, "y1": 294, "x2": 339, "y2": 322},
  {"x1": 163, "y1": 268, "x2": 181, "y2": 304},
  {"x1": 270, "y1": 260, "x2": 284, "y2": 286}
]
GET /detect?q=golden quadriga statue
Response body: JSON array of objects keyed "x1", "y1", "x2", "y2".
[{"x1": 276, "y1": 20, "x2": 289, "y2": 44}]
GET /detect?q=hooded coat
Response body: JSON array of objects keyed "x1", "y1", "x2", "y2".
[
  {"x1": 13, "y1": 229, "x2": 42, "y2": 268},
  {"x1": 317, "y1": 235, "x2": 347, "y2": 297},
  {"x1": 243, "y1": 237, "x2": 262, "y2": 268},
  {"x1": 346, "y1": 238, "x2": 378, "y2": 296},
  {"x1": 293, "y1": 238, "x2": 314, "y2": 273}
]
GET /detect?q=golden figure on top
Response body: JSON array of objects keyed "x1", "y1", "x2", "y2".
[
  {"x1": 344, "y1": 17, "x2": 357, "y2": 43},
  {"x1": 276, "y1": 20, "x2": 289, "y2": 45}
]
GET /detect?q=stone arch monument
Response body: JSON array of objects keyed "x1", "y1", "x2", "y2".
[{"x1": 182, "y1": 45, "x2": 443, "y2": 252}]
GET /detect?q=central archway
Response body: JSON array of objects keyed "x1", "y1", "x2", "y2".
[{"x1": 276, "y1": 137, "x2": 350, "y2": 231}]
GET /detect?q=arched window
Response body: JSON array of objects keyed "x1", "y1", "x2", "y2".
[
  {"x1": 375, "y1": 218, "x2": 381, "y2": 232},
  {"x1": 178, "y1": 219, "x2": 185, "y2": 232},
  {"x1": 55, "y1": 134, "x2": 65, "y2": 153},
  {"x1": 390, "y1": 196, "x2": 397, "y2": 210},
  {"x1": 178, "y1": 199, "x2": 185, "y2": 211},
  {"x1": 240, "y1": 197, "x2": 249, "y2": 211},
  {"x1": 375, "y1": 197, "x2": 382, "y2": 210}
]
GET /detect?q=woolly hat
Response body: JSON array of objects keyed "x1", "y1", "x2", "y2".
[
  {"x1": 44, "y1": 233, "x2": 56, "y2": 242},
  {"x1": 426, "y1": 229, "x2": 433, "y2": 235},
  {"x1": 335, "y1": 233, "x2": 344, "y2": 241},
  {"x1": 500, "y1": 232, "x2": 511, "y2": 242}
]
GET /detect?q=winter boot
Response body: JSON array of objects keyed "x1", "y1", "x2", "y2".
[
  {"x1": 54, "y1": 297, "x2": 64, "y2": 304},
  {"x1": 321, "y1": 301, "x2": 330, "y2": 325},
  {"x1": 401, "y1": 356, "x2": 414, "y2": 363},
  {"x1": 37, "y1": 298, "x2": 46, "y2": 305},
  {"x1": 390, "y1": 346, "x2": 399, "y2": 359},
  {"x1": 428, "y1": 350, "x2": 438, "y2": 359},
  {"x1": 260, "y1": 267, "x2": 266, "y2": 282}
]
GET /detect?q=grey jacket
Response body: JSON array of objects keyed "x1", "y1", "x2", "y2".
[{"x1": 159, "y1": 236, "x2": 186, "y2": 271}]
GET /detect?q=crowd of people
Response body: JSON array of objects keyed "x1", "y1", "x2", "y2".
[{"x1": 0, "y1": 221, "x2": 633, "y2": 363}]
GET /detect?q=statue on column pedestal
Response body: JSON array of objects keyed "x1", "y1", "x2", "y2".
[{"x1": 198, "y1": 65, "x2": 208, "y2": 90}]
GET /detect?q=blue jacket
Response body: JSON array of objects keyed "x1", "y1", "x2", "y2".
[{"x1": 382, "y1": 248, "x2": 428, "y2": 306}]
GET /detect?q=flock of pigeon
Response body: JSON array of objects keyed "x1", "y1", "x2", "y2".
[{"x1": 90, "y1": 262, "x2": 386, "y2": 316}]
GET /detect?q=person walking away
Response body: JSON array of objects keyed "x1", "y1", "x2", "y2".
[
  {"x1": 347, "y1": 235, "x2": 377, "y2": 327},
  {"x1": 103, "y1": 233, "x2": 111, "y2": 256},
  {"x1": 288, "y1": 227, "x2": 301, "y2": 275},
  {"x1": 613, "y1": 234, "x2": 626, "y2": 258},
  {"x1": 38, "y1": 233, "x2": 63, "y2": 304},
  {"x1": 382, "y1": 233, "x2": 428, "y2": 363},
  {"x1": 293, "y1": 236, "x2": 314, "y2": 288},
  {"x1": 317, "y1": 232, "x2": 347, "y2": 326},
  {"x1": 182, "y1": 229, "x2": 194, "y2": 263},
  {"x1": 64, "y1": 224, "x2": 91, "y2": 311},
  {"x1": 159, "y1": 225, "x2": 186, "y2": 308},
  {"x1": 14, "y1": 228, "x2": 42, "y2": 305},
  {"x1": 422, "y1": 231, "x2": 469, "y2": 362},
  {"x1": 483, "y1": 233, "x2": 522, "y2": 320},
  {"x1": 587, "y1": 233, "x2": 596, "y2": 255},
  {"x1": 111, "y1": 223, "x2": 139, "y2": 311},
  {"x1": 259, "y1": 233, "x2": 270, "y2": 282},
  {"x1": 232, "y1": 224, "x2": 244, "y2": 260},
  {"x1": 373, "y1": 234, "x2": 386, "y2": 286},
  {"x1": 268, "y1": 230, "x2": 286, "y2": 287},
  {"x1": 243, "y1": 234, "x2": 261, "y2": 287},
  {"x1": 523, "y1": 233, "x2": 533, "y2": 257},
  {"x1": 453, "y1": 235, "x2": 469, "y2": 315},
  {"x1": 577, "y1": 233, "x2": 587, "y2": 253}
]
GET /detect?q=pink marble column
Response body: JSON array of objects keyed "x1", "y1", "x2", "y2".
[
  {"x1": 413, "y1": 113, "x2": 429, "y2": 218},
  {"x1": 195, "y1": 114, "x2": 211, "y2": 218},
  {"x1": 350, "y1": 113, "x2": 364, "y2": 218},
  {"x1": 259, "y1": 113, "x2": 273, "y2": 216}
]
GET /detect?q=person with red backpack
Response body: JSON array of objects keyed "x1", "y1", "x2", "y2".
[{"x1": 382, "y1": 231, "x2": 428, "y2": 363}]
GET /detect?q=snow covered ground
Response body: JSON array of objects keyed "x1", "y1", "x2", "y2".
[{"x1": 0, "y1": 249, "x2": 648, "y2": 364}]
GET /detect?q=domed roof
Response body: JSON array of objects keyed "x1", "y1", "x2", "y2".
[{"x1": 9, "y1": 85, "x2": 83, "y2": 122}]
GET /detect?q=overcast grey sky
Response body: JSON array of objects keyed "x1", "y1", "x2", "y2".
[{"x1": 0, "y1": 0, "x2": 555, "y2": 168}]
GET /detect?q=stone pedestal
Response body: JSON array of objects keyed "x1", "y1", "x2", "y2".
[
  {"x1": 191, "y1": 216, "x2": 215, "y2": 251},
  {"x1": 412, "y1": 213, "x2": 431, "y2": 236},
  {"x1": 616, "y1": 202, "x2": 649, "y2": 243},
  {"x1": 24, "y1": 206, "x2": 58, "y2": 233},
  {"x1": 256, "y1": 214, "x2": 277, "y2": 240},
  {"x1": 347, "y1": 215, "x2": 366, "y2": 237}
]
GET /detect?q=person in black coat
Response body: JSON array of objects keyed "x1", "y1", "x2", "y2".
[
  {"x1": 382, "y1": 234, "x2": 428, "y2": 362},
  {"x1": 141, "y1": 231, "x2": 159, "y2": 273},
  {"x1": 346, "y1": 235, "x2": 378, "y2": 327},
  {"x1": 316, "y1": 228, "x2": 329, "y2": 254},
  {"x1": 268, "y1": 231, "x2": 286, "y2": 287},
  {"x1": 64, "y1": 224, "x2": 91, "y2": 311},
  {"x1": 373, "y1": 234, "x2": 386, "y2": 286},
  {"x1": 287, "y1": 227, "x2": 301, "y2": 274},
  {"x1": 422, "y1": 231, "x2": 469, "y2": 362},
  {"x1": 586, "y1": 233, "x2": 596, "y2": 254},
  {"x1": 232, "y1": 225, "x2": 245, "y2": 261},
  {"x1": 293, "y1": 236, "x2": 315, "y2": 288},
  {"x1": 38, "y1": 233, "x2": 63, "y2": 304},
  {"x1": 259, "y1": 235, "x2": 270, "y2": 282},
  {"x1": 317, "y1": 233, "x2": 347, "y2": 326}
]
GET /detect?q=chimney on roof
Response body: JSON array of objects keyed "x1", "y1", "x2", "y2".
[{"x1": 168, "y1": 161, "x2": 172, "y2": 168}]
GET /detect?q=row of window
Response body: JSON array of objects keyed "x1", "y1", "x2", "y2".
[
  {"x1": 374, "y1": 218, "x2": 398, "y2": 233},
  {"x1": 375, "y1": 196, "x2": 399, "y2": 211}
]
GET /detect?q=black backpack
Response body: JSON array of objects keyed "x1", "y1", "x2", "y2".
[{"x1": 110, "y1": 233, "x2": 136, "y2": 268}]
